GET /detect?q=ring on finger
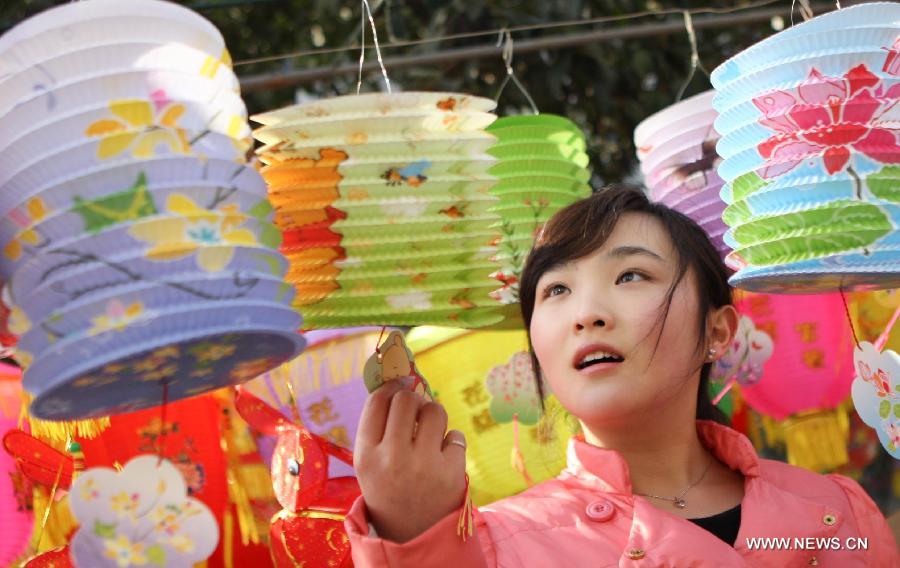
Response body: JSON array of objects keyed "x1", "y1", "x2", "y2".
[{"x1": 446, "y1": 439, "x2": 467, "y2": 450}]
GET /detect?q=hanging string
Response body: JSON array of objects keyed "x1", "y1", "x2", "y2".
[
  {"x1": 234, "y1": 0, "x2": 786, "y2": 68},
  {"x1": 157, "y1": 381, "x2": 169, "y2": 466},
  {"x1": 494, "y1": 29, "x2": 539, "y2": 114},
  {"x1": 31, "y1": 460, "x2": 65, "y2": 554},
  {"x1": 675, "y1": 10, "x2": 710, "y2": 102},
  {"x1": 284, "y1": 377, "x2": 302, "y2": 423},
  {"x1": 839, "y1": 287, "x2": 861, "y2": 349},
  {"x1": 373, "y1": 325, "x2": 388, "y2": 362},
  {"x1": 357, "y1": 0, "x2": 392, "y2": 94}
]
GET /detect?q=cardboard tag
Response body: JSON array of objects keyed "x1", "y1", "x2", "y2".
[{"x1": 363, "y1": 330, "x2": 433, "y2": 401}]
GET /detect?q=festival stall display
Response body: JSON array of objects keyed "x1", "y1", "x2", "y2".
[
  {"x1": 243, "y1": 328, "x2": 379, "y2": 477},
  {"x1": 634, "y1": 90, "x2": 730, "y2": 258},
  {"x1": 485, "y1": 114, "x2": 592, "y2": 308},
  {"x1": 711, "y1": 2, "x2": 900, "y2": 292},
  {"x1": 0, "y1": 0, "x2": 305, "y2": 421},
  {"x1": 407, "y1": 327, "x2": 572, "y2": 506},
  {"x1": 253, "y1": 92, "x2": 509, "y2": 328}
]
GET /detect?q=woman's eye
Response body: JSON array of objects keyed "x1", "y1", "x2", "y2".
[
  {"x1": 543, "y1": 284, "x2": 568, "y2": 298},
  {"x1": 616, "y1": 271, "x2": 646, "y2": 285}
]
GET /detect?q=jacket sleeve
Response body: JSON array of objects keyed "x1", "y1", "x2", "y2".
[
  {"x1": 344, "y1": 495, "x2": 496, "y2": 567},
  {"x1": 828, "y1": 473, "x2": 899, "y2": 567}
]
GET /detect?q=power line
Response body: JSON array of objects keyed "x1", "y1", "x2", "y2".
[
  {"x1": 234, "y1": 0, "x2": 783, "y2": 67},
  {"x1": 238, "y1": 1, "x2": 840, "y2": 93}
]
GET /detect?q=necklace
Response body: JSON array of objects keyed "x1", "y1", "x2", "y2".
[{"x1": 634, "y1": 456, "x2": 714, "y2": 509}]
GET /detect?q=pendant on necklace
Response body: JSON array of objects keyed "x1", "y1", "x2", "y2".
[{"x1": 674, "y1": 498, "x2": 687, "y2": 509}]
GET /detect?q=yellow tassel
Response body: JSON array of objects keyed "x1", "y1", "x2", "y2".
[
  {"x1": 456, "y1": 473, "x2": 475, "y2": 542},
  {"x1": 223, "y1": 510, "x2": 234, "y2": 568},
  {"x1": 781, "y1": 408, "x2": 849, "y2": 472},
  {"x1": 509, "y1": 414, "x2": 533, "y2": 486},
  {"x1": 20, "y1": 392, "x2": 110, "y2": 442},
  {"x1": 29, "y1": 485, "x2": 76, "y2": 553},
  {"x1": 217, "y1": 389, "x2": 275, "y2": 546}
]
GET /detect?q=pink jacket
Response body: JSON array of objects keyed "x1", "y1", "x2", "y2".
[{"x1": 346, "y1": 421, "x2": 898, "y2": 567}]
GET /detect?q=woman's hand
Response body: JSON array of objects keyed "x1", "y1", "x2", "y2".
[{"x1": 354, "y1": 378, "x2": 467, "y2": 543}]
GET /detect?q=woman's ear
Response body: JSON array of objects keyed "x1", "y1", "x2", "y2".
[{"x1": 708, "y1": 304, "x2": 739, "y2": 360}]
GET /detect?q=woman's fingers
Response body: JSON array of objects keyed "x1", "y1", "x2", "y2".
[
  {"x1": 356, "y1": 379, "x2": 405, "y2": 451},
  {"x1": 414, "y1": 402, "x2": 448, "y2": 450},
  {"x1": 383, "y1": 388, "x2": 427, "y2": 445}
]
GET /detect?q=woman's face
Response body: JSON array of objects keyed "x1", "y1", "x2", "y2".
[{"x1": 530, "y1": 213, "x2": 705, "y2": 427}]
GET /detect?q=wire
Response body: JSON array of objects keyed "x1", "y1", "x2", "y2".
[{"x1": 233, "y1": 0, "x2": 783, "y2": 68}]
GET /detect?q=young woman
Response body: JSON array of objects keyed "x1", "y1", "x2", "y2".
[{"x1": 346, "y1": 185, "x2": 898, "y2": 566}]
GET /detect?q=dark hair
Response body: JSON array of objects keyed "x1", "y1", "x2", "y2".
[{"x1": 519, "y1": 184, "x2": 731, "y2": 425}]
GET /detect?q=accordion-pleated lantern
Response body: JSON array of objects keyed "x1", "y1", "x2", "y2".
[
  {"x1": 0, "y1": 0, "x2": 305, "y2": 420},
  {"x1": 634, "y1": 90, "x2": 729, "y2": 259},
  {"x1": 711, "y1": 3, "x2": 900, "y2": 293},
  {"x1": 253, "y1": 92, "x2": 510, "y2": 328}
]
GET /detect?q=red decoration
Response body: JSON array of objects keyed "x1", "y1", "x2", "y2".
[{"x1": 235, "y1": 387, "x2": 358, "y2": 568}]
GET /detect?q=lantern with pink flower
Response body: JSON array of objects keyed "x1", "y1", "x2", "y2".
[
  {"x1": 712, "y1": 3, "x2": 900, "y2": 293},
  {"x1": 634, "y1": 90, "x2": 729, "y2": 258}
]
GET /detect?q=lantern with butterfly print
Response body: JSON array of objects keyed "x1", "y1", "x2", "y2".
[{"x1": 634, "y1": 90, "x2": 730, "y2": 259}]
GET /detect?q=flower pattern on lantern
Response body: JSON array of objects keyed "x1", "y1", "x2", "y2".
[
  {"x1": 127, "y1": 194, "x2": 258, "y2": 272},
  {"x1": 754, "y1": 64, "x2": 900, "y2": 179},
  {"x1": 85, "y1": 92, "x2": 191, "y2": 160},
  {"x1": 89, "y1": 301, "x2": 146, "y2": 336},
  {"x1": 3, "y1": 197, "x2": 51, "y2": 261},
  {"x1": 486, "y1": 352, "x2": 545, "y2": 425},
  {"x1": 712, "y1": 315, "x2": 774, "y2": 386},
  {"x1": 103, "y1": 534, "x2": 148, "y2": 567}
]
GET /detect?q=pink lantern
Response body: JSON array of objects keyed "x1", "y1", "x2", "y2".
[
  {"x1": 736, "y1": 291, "x2": 855, "y2": 471},
  {"x1": 0, "y1": 365, "x2": 31, "y2": 567}
]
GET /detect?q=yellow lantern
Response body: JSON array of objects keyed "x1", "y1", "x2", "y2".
[{"x1": 407, "y1": 327, "x2": 573, "y2": 505}]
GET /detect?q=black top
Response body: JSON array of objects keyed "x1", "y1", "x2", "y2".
[{"x1": 688, "y1": 504, "x2": 742, "y2": 546}]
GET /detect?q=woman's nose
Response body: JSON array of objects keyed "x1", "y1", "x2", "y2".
[{"x1": 573, "y1": 299, "x2": 612, "y2": 331}]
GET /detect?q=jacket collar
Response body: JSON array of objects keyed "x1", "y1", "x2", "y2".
[{"x1": 562, "y1": 420, "x2": 761, "y2": 495}]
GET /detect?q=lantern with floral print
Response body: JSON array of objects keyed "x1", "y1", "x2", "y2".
[
  {"x1": 634, "y1": 90, "x2": 729, "y2": 258},
  {"x1": 0, "y1": 0, "x2": 305, "y2": 420},
  {"x1": 735, "y1": 291, "x2": 856, "y2": 471},
  {"x1": 406, "y1": 326, "x2": 572, "y2": 505},
  {"x1": 712, "y1": 3, "x2": 900, "y2": 293},
  {"x1": 484, "y1": 115, "x2": 591, "y2": 311},
  {"x1": 253, "y1": 92, "x2": 509, "y2": 328}
]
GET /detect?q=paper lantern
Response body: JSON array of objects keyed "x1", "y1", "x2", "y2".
[
  {"x1": 634, "y1": 90, "x2": 729, "y2": 258},
  {"x1": 484, "y1": 114, "x2": 592, "y2": 311},
  {"x1": 68, "y1": 455, "x2": 219, "y2": 568},
  {"x1": 0, "y1": 419, "x2": 32, "y2": 568},
  {"x1": 243, "y1": 328, "x2": 379, "y2": 477},
  {"x1": 735, "y1": 292, "x2": 855, "y2": 470},
  {"x1": 850, "y1": 341, "x2": 900, "y2": 458},
  {"x1": 0, "y1": 0, "x2": 305, "y2": 420},
  {"x1": 407, "y1": 327, "x2": 572, "y2": 505},
  {"x1": 253, "y1": 92, "x2": 508, "y2": 328},
  {"x1": 711, "y1": 3, "x2": 900, "y2": 293}
]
